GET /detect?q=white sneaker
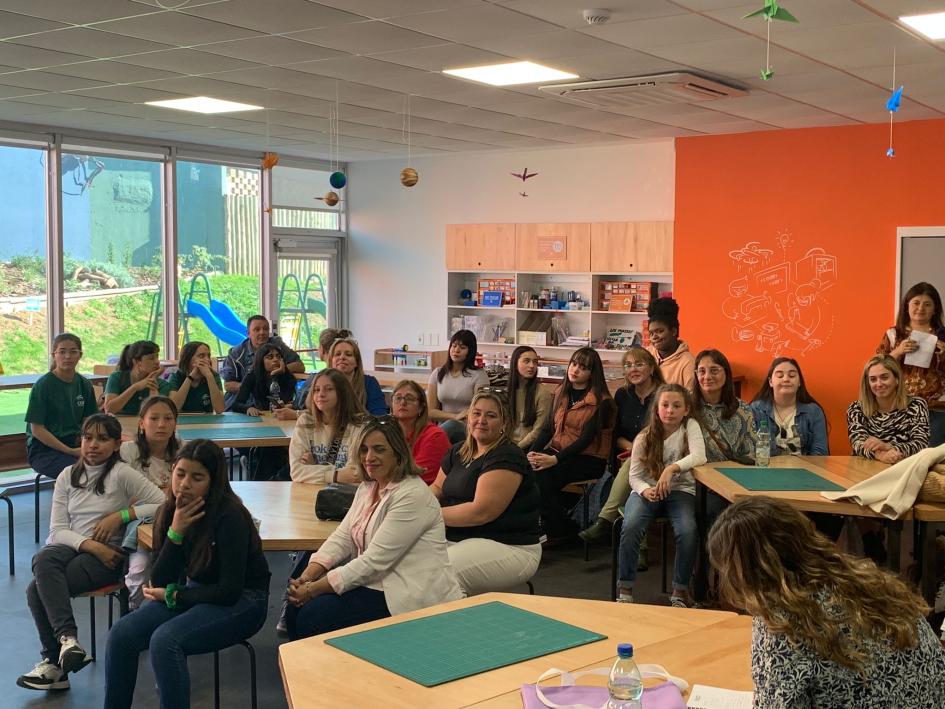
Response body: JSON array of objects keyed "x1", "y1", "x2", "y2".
[
  {"x1": 276, "y1": 600, "x2": 289, "y2": 635},
  {"x1": 58, "y1": 636, "x2": 91, "y2": 674},
  {"x1": 16, "y1": 660, "x2": 70, "y2": 691},
  {"x1": 616, "y1": 591, "x2": 634, "y2": 604}
]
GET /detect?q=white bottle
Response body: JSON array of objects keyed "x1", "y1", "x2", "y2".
[
  {"x1": 756, "y1": 418, "x2": 770, "y2": 467},
  {"x1": 607, "y1": 642, "x2": 643, "y2": 708}
]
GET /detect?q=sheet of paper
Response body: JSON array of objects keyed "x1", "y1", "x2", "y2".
[
  {"x1": 904, "y1": 330, "x2": 938, "y2": 368},
  {"x1": 686, "y1": 684, "x2": 753, "y2": 709}
]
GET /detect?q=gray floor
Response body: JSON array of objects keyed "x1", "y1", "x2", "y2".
[{"x1": 0, "y1": 489, "x2": 672, "y2": 708}]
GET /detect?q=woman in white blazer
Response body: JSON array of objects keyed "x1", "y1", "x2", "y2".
[{"x1": 284, "y1": 416, "x2": 463, "y2": 639}]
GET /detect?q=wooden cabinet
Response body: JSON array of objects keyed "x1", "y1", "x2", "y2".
[
  {"x1": 590, "y1": 221, "x2": 673, "y2": 273},
  {"x1": 515, "y1": 223, "x2": 590, "y2": 272},
  {"x1": 445, "y1": 224, "x2": 516, "y2": 270}
]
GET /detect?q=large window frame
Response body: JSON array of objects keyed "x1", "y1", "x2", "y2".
[{"x1": 0, "y1": 124, "x2": 347, "y2": 369}]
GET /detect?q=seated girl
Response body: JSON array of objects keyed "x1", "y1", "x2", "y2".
[
  {"x1": 103, "y1": 340, "x2": 169, "y2": 415},
  {"x1": 528, "y1": 347, "x2": 616, "y2": 542},
  {"x1": 391, "y1": 379, "x2": 450, "y2": 484},
  {"x1": 328, "y1": 337, "x2": 387, "y2": 415},
  {"x1": 848, "y1": 354, "x2": 929, "y2": 464},
  {"x1": 284, "y1": 417, "x2": 463, "y2": 639},
  {"x1": 431, "y1": 390, "x2": 542, "y2": 596},
  {"x1": 508, "y1": 346, "x2": 553, "y2": 450},
  {"x1": 289, "y1": 369, "x2": 367, "y2": 484},
  {"x1": 230, "y1": 342, "x2": 300, "y2": 419},
  {"x1": 168, "y1": 341, "x2": 225, "y2": 414},
  {"x1": 25, "y1": 332, "x2": 99, "y2": 480},
  {"x1": 709, "y1": 496, "x2": 945, "y2": 707},
  {"x1": 103, "y1": 440, "x2": 271, "y2": 709},
  {"x1": 119, "y1": 396, "x2": 180, "y2": 609},
  {"x1": 427, "y1": 329, "x2": 490, "y2": 444},
  {"x1": 750, "y1": 357, "x2": 829, "y2": 456},
  {"x1": 617, "y1": 384, "x2": 706, "y2": 608},
  {"x1": 18, "y1": 414, "x2": 164, "y2": 692}
]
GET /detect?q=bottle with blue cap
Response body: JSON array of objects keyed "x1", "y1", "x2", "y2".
[{"x1": 607, "y1": 642, "x2": 643, "y2": 708}]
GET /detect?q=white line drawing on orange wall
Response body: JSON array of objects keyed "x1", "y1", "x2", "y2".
[{"x1": 722, "y1": 232, "x2": 837, "y2": 357}]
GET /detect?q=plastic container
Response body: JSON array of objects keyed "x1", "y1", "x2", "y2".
[
  {"x1": 607, "y1": 642, "x2": 643, "y2": 708},
  {"x1": 756, "y1": 418, "x2": 770, "y2": 467}
]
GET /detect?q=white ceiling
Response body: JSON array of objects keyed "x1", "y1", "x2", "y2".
[{"x1": 0, "y1": 0, "x2": 942, "y2": 160}]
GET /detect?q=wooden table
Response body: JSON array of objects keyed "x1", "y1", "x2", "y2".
[
  {"x1": 279, "y1": 592, "x2": 752, "y2": 709},
  {"x1": 138, "y1": 481, "x2": 337, "y2": 551},
  {"x1": 119, "y1": 412, "x2": 296, "y2": 448},
  {"x1": 0, "y1": 373, "x2": 107, "y2": 390}
]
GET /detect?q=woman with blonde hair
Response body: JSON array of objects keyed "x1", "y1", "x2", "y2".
[
  {"x1": 391, "y1": 379, "x2": 450, "y2": 484},
  {"x1": 432, "y1": 390, "x2": 541, "y2": 596},
  {"x1": 708, "y1": 496, "x2": 945, "y2": 707},
  {"x1": 328, "y1": 337, "x2": 387, "y2": 415},
  {"x1": 847, "y1": 354, "x2": 929, "y2": 464}
]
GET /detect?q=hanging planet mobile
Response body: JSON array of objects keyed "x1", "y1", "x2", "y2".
[
  {"x1": 320, "y1": 191, "x2": 340, "y2": 206},
  {"x1": 329, "y1": 171, "x2": 347, "y2": 189},
  {"x1": 400, "y1": 167, "x2": 418, "y2": 187}
]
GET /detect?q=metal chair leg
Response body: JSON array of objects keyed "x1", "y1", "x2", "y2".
[
  {"x1": 2, "y1": 495, "x2": 13, "y2": 574},
  {"x1": 243, "y1": 641, "x2": 258, "y2": 709},
  {"x1": 34, "y1": 474, "x2": 42, "y2": 544},
  {"x1": 88, "y1": 597, "x2": 96, "y2": 661},
  {"x1": 213, "y1": 649, "x2": 221, "y2": 709},
  {"x1": 610, "y1": 516, "x2": 623, "y2": 601},
  {"x1": 526, "y1": 581, "x2": 535, "y2": 595},
  {"x1": 582, "y1": 483, "x2": 591, "y2": 561},
  {"x1": 213, "y1": 641, "x2": 257, "y2": 709}
]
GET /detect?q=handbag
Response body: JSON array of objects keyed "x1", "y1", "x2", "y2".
[
  {"x1": 315, "y1": 482, "x2": 358, "y2": 521},
  {"x1": 918, "y1": 463, "x2": 945, "y2": 503}
]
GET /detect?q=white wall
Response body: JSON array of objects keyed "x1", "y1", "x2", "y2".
[{"x1": 347, "y1": 140, "x2": 676, "y2": 361}]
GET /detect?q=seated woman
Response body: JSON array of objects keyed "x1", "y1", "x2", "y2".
[
  {"x1": 848, "y1": 354, "x2": 930, "y2": 463},
  {"x1": 750, "y1": 357, "x2": 829, "y2": 456},
  {"x1": 103, "y1": 440, "x2": 270, "y2": 709},
  {"x1": 391, "y1": 379, "x2": 450, "y2": 484},
  {"x1": 431, "y1": 390, "x2": 542, "y2": 596},
  {"x1": 708, "y1": 496, "x2": 945, "y2": 707},
  {"x1": 103, "y1": 340, "x2": 169, "y2": 415},
  {"x1": 284, "y1": 417, "x2": 463, "y2": 639},
  {"x1": 288, "y1": 369, "x2": 367, "y2": 484},
  {"x1": 328, "y1": 337, "x2": 387, "y2": 415},
  {"x1": 119, "y1": 396, "x2": 180, "y2": 609},
  {"x1": 581, "y1": 347, "x2": 663, "y2": 544},
  {"x1": 167, "y1": 341, "x2": 225, "y2": 414},
  {"x1": 645, "y1": 297, "x2": 695, "y2": 390},
  {"x1": 427, "y1": 329, "x2": 490, "y2": 444},
  {"x1": 231, "y1": 343, "x2": 299, "y2": 419},
  {"x1": 508, "y1": 346, "x2": 553, "y2": 450}
]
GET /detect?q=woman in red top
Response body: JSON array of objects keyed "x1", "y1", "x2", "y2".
[
  {"x1": 391, "y1": 380, "x2": 450, "y2": 484},
  {"x1": 528, "y1": 348, "x2": 616, "y2": 542}
]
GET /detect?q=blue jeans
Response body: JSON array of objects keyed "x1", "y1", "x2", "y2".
[
  {"x1": 103, "y1": 588, "x2": 268, "y2": 709},
  {"x1": 618, "y1": 490, "x2": 697, "y2": 592},
  {"x1": 285, "y1": 586, "x2": 390, "y2": 640}
]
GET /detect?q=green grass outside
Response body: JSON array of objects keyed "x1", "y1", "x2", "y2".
[{"x1": 0, "y1": 390, "x2": 28, "y2": 436}]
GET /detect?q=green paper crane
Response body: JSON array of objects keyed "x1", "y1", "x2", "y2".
[{"x1": 743, "y1": 0, "x2": 799, "y2": 81}]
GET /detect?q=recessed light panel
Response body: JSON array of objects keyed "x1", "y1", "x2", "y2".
[
  {"x1": 443, "y1": 61, "x2": 578, "y2": 86},
  {"x1": 901, "y1": 12, "x2": 945, "y2": 40},
  {"x1": 145, "y1": 96, "x2": 264, "y2": 114}
]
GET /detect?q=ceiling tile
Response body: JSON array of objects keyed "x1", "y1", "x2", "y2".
[
  {"x1": 540, "y1": 48, "x2": 677, "y2": 79},
  {"x1": 775, "y1": 22, "x2": 941, "y2": 69},
  {"x1": 119, "y1": 48, "x2": 261, "y2": 74},
  {"x1": 0, "y1": 70, "x2": 108, "y2": 92},
  {"x1": 389, "y1": 5, "x2": 559, "y2": 43},
  {"x1": 200, "y1": 37, "x2": 345, "y2": 66},
  {"x1": 0, "y1": 11, "x2": 68, "y2": 38},
  {"x1": 0, "y1": 42, "x2": 94, "y2": 69},
  {"x1": 182, "y1": 0, "x2": 364, "y2": 34},
  {"x1": 705, "y1": 1, "x2": 878, "y2": 33},
  {"x1": 467, "y1": 30, "x2": 626, "y2": 61},
  {"x1": 43, "y1": 59, "x2": 181, "y2": 83},
  {"x1": 285, "y1": 56, "x2": 428, "y2": 82},
  {"x1": 581, "y1": 13, "x2": 744, "y2": 49},
  {"x1": 1, "y1": 0, "x2": 153, "y2": 25},
  {"x1": 366, "y1": 43, "x2": 509, "y2": 71},
  {"x1": 72, "y1": 83, "x2": 182, "y2": 103},
  {"x1": 0, "y1": 84, "x2": 46, "y2": 99},
  {"x1": 96, "y1": 12, "x2": 263, "y2": 46},
  {"x1": 644, "y1": 36, "x2": 826, "y2": 81},
  {"x1": 288, "y1": 21, "x2": 445, "y2": 55},
  {"x1": 304, "y1": 1, "x2": 488, "y2": 21},
  {"x1": 10, "y1": 27, "x2": 173, "y2": 59},
  {"x1": 497, "y1": 0, "x2": 686, "y2": 29}
]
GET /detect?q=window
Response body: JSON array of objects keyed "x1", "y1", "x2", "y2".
[
  {"x1": 277, "y1": 255, "x2": 332, "y2": 370},
  {"x1": 177, "y1": 160, "x2": 261, "y2": 357},
  {"x1": 272, "y1": 165, "x2": 341, "y2": 231},
  {"x1": 61, "y1": 152, "x2": 164, "y2": 372}
]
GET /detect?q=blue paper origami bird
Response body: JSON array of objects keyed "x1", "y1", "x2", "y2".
[
  {"x1": 886, "y1": 86, "x2": 903, "y2": 112},
  {"x1": 743, "y1": 0, "x2": 798, "y2": 23}
]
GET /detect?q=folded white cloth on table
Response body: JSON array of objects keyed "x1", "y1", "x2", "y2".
[{"x1": 820, "y1": 444, "x2": 945, "y2": 519}]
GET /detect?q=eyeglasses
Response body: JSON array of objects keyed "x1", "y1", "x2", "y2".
[
  {"x1": 623, "y1": 362, "x2": 649, "y2": 370},
  {"x1": 391, "y1": 395, "x2": 420, "y2": 404}
]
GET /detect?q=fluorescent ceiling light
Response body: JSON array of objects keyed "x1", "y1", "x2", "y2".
[
  {"x1": 901, "y1": 12, "x2": 945, "y2": 39},
  {"x1": 443, "y1": 61, "x2": 578, "y2": 86},
  {"x1": 145, "y1": 96, "x2": 263, "y2": 114}
]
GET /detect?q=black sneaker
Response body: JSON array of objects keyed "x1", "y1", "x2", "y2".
[
  {"x1": 16, "y1": 660, "x2": 70, "y2": 691},
  {"x1": 58, "y1": 636, "x2": 91, "y2": 674}
]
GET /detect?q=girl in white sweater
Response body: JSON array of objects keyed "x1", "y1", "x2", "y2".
[
  {"x1": 19, "y1": 414, "x2": 164, "y2": 692},
  {"x1": 616, "y1": 384, "x2": 706, "y2": 608},
  {"x1": 288, "y1": 368, "x2": 368, "y2": 484}
]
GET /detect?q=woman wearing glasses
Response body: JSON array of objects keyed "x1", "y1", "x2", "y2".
[
  {"x1": 580, "y1": 348, "x2": 663, "y2": 544},
  {"x1": 390, "y1": 380, "x2": 450, "y2": 484},
  {"x1": 431, "y1": 390, "x2": 542, "y2": 595},
  {"x1": 285, "y1": 417, "x2": 462, "y2": 638}
]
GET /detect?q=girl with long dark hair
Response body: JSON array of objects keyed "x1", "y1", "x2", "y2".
[
  {"x1": 508, "y1": 346, "x2": 553, "y2": 450},
  {"x1": 103, "y1": 340, "x2": 169, "y2": 415},
  {"x1": 231, "y1": 342, "x2": 299, "y2": 418},
  {"x1": 750, "y1": 357, "x2": 828, "y2": 456},
  {"x1": 168, "y1": 341, "x2": 225, "y2": 414},
  {"x1": 427, "y1": 329, "x2": 489, "y2": 444}
]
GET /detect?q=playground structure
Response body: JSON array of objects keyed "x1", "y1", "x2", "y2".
[{"x1": 147, "y1": 272, "x2": 327, "y2": 367}]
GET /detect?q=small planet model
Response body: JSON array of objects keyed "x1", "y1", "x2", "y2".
[
  {"x1": 329, "y1": 171, "x2": 347, "y2": 189},
  {"x1": 400, "y1": 167, "x2": 418, "y2": 187},
  {"x1": 322, "y1": 191, "x2": 339, "y2": 206}
]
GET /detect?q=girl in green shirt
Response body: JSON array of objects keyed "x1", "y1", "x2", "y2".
[
  {"x1": 103, "y1": 340, "x2": 169, "y2": 416},
  {"x1": 168, "y1": 342, "x2": 225, "y2": 414}
]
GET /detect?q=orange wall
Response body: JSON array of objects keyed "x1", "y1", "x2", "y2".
[{"x1": 674, "y1": 118, "x2": 945, "y2": 453}]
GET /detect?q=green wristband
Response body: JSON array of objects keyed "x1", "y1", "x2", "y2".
[
  {"x1": 120, "y1": 508, "x2": 131, "y2": 524},
  {"x1": 166, "y1": 527, "x2": 184, "y2": 544},
  {"x1": 165, "y1": 582, "x2": 180, "y2": 610}
]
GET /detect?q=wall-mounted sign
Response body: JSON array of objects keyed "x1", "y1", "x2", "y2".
[{"x1": 537, "y1": 236, "x2": 567, "y2": 260}]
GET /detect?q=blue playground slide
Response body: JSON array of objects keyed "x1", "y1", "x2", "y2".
[
  {"x1": 210, "y1": 299, "x2": 248, "y2": 335},
  {"x1": 185, "y1": 300, "x2": 246, "y2": 346}
]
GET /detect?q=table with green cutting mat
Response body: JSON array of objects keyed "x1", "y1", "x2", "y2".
[
  {"x1": 118, "y1": 412, "x2": 295, "y2": 447},
  {"x1": 279, "y1": 593, "x2": 751, "y2": 709}
]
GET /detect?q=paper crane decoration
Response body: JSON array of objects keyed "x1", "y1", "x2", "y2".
[
  {"x1": 886, "y1": 85, "x2": 903, "y2": 158},
  {"x1": 743, "y1": 0, "x2": 798, "y2": 81},
  {"x1": 261, "y1": 152, "x2": 279, "y2": 170}
]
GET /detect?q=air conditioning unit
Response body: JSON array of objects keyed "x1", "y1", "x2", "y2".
[{"x1": 538, "y1": 72, "x2": 746, "y2": 110}]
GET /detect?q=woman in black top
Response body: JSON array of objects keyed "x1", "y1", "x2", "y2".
[
  {"x1": 231, "y1": 343, "x2": 299, "y2": 418},
  {"x1": 431, "y1": 390, "x2": 542, "y2": 595},
  {"x1": 103, "y1": 440, "x2": 270, "y2": 709}
]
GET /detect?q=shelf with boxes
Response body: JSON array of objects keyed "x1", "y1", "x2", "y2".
[{"x1": 374, "y1": 348, "x2": 448, "y2": 374}]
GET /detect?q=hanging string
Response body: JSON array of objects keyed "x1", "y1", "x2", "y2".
[
  {"x1": 888, "y1": 48, "x2": 897, "y2": 157},
  {"x1": 765, "y1": 21, "x2": 771, "y2": 76},
  {"x1": 402, "y1": 94, "x2": 412, "y2": 164}
]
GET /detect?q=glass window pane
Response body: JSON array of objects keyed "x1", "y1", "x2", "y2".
[
  {"x1": 272, "y1": 207, "x2": 338, "y2": 230},
  {"x1": 61, "y1": 153, "x2": 164, "y2": 373},
  {"x1": 273, "y1": 165, "x2": 334, "y2": 208},
  {"x1": 0, "y1": 144, "x2": 48, "y2": 377},
  {"x1": 177, "y1": 161, "x2": 260, "y2": 357},
  {"x1": 277, "y1": 256, "x2": 330, "y2": 370}
]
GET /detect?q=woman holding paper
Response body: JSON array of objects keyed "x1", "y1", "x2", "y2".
[{"x1": 878, "y1": 282, "x2": 945, "y2": 446}]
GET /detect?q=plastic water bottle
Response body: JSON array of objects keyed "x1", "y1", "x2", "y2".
[
  {"x1": 268, "y1": 378, "x2": 282, "y2": 409},
  {"x1": 755, "y1": 418, "x2": 770, "y2": 467},
  {"x1": 607, "y1": 643, "x2": 643, "y2": 708}
]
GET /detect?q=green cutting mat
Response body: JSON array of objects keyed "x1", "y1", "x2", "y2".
[
  {"x1": 716, "y1": 467, "x2": 845, "y2": 492},
  {"x1": 177, "y1": 413, "x2": 261, "y2": 424},
  {"x1": 178, "y1": 426, "x2": 285, "y2": 441},
  {"x1": 325, "y1": 601, "x2": 606, "y2": 687}
]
